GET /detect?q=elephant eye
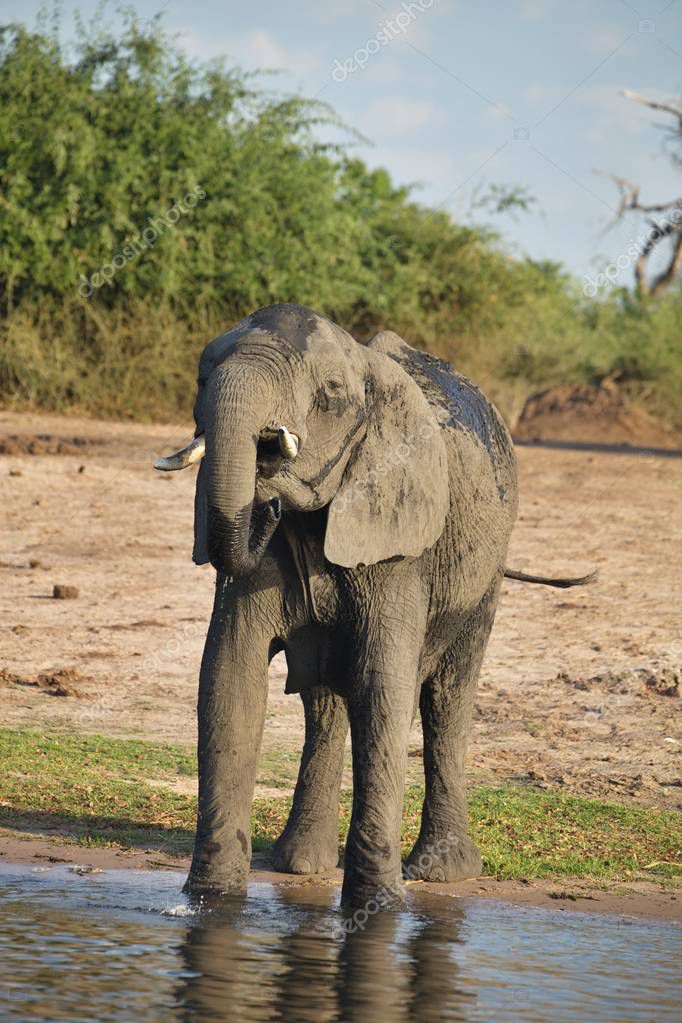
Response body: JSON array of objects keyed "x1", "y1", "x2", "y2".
[{"x1": 315, "y1": 379, "x2": 346, "y2": 413}]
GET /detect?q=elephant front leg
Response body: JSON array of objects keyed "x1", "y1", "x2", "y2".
[
  {"x1": 342, "y1": 589, "x2": 427, "y2": 909},
  {"x1": 272, "y1": 685, "x2": 348, "y2": 875},
  {"x1": 184, "y1": 588, "x2": 271, "y2": 896}
]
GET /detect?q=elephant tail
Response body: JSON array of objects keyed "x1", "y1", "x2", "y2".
[{"x1": 503, "y1": 567, "x2": 598, "y2": 589}]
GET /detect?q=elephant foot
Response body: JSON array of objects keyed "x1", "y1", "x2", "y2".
[
  {"x1": 183, "y1": 852, "x2": 249, "y2": 901},
  {"x1": 340, "y1": 871, "x2": 406, "y2": 911},
  {"x1": 183, "y1": 870, "x2": 247, "y2": 895},
  {"x1": 404, "y1": 831, "x2": 482, "y2": 883},
  {"x1": 182, "y1": 877, "x2": 248, "y2": 912},
  {"x1": 271, "y1": 822, "x2": 340, "y2": 875}
]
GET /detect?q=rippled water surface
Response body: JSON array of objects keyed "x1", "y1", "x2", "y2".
[{"x1": 0, "y1": 864, "x2": 679, "y2": 1022}]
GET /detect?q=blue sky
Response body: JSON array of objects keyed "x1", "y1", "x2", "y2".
[{"x1": 4, "y1": 0, "x2": 682, "y2": 286}]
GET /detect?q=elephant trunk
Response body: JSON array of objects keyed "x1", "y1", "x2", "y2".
[{"x1": 205, "y1": 371, "x2": 281, "y2": 577}]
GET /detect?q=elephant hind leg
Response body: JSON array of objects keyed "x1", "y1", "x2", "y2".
[
  {"x1": 271, "y1": 685, "x2": 348, "y2": 875},
  {"x1": 405, "y1": 578, "x2": 502, "y2": 883}
]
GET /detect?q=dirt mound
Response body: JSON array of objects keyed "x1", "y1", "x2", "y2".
[
  {"x1": 0, "y1": 667, "x2": 90, "y2": 697},
  {"x1": 557, "y1": 665, "x2": 679, "y2": 699},
  {"x1": 0, "y1": 434, "x2": 102, "y2": 456},
  {"x1": 514, "y1": 382, "x2": 679, "y2": 449}
]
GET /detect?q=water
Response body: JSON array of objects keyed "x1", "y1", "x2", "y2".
[{"x1": 0, "y1": 864, "x2": 679, "y2": 1022}]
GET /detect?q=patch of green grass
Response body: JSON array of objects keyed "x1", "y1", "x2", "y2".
[
  {"x1": 0, "y1": 729, "x2": 196, "y2": 780},
  {"x1": 462, "y1": 788, "x2": 680, "y2": 881},
  {"x1": 0, "y1": 728, "x2": 679, "y2": 882},
  {"x1": 257, "y1": 750, "x2": 302, "y2": 791}
]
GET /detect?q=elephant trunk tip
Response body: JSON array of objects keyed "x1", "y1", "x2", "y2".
[{"x1": 208, "y1": 497, "x2": 282, "y2": 577}]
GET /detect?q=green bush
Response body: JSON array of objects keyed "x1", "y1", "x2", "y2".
[{"x1": 0, "y1": 12, "x2": 680, "y2": 426}]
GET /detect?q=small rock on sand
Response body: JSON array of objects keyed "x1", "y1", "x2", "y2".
[{"x1": 53, "y1": 584, "x2": 79, "y2": 599}]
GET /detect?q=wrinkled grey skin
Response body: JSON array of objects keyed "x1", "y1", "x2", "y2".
[{"x1": 183, "y1": 303, "x2": 517, "y2": 908}]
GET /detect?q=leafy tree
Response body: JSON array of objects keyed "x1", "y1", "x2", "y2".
[{"x1": 0, "y1": 12, "x2": 679, "y2": 428}]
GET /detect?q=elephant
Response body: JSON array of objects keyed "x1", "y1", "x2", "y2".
[{"x1": 155, "y1": 303, "x2": 594, "y2": 908}]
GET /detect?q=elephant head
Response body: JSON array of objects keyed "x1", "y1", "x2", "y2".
[{"x1": 156, "y1": 304, "x2": 449, "y2": 577}]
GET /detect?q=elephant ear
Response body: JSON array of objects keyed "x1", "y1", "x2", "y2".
[
  {"x1": 324, "y1": 334, "x2": 449, "y2": 568},
  {"x1": 192, "y1": 459, "x2": 210, "y2": 565}
]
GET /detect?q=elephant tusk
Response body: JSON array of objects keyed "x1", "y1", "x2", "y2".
[
  {"x1": 277, "y1": 425, "x2": 299, "y2": 459},
  {"x1": 154, "y1": 434, "x2": 206, "y2": 471}
]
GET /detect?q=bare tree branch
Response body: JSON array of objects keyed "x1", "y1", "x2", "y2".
[
  {"x1": 620, "y1": 89, "x2": 682, "y2": 127},
  {"x1": 603, "y1": 91, "x2": 682, "y2": 296},
  {"x1": 651, "y1": 230, "x2": 682, "y2": 296}
]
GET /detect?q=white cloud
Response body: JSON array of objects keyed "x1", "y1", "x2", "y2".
[
  {"x1": 590, "y1": 87, "x2": 639, "y2": 127},
  {"x1": 582, "y1": 26, "x2": 636, "y2": 57},
  {"x1": 519, "y1": 0, "x2": 557, "y2": 21},
  {"x1": 176, "y1": 27, "x2": 321, "y2": 76},
  {"x1": 362, "y1": 56, "x2": 408, "y2": 86},
  {"x1": 237, "y1": 29, "x2": 321, "y2": 75},
  {"x1": 176, "y1": 27, "x2": 226, "y2": 62},
  {"x1": 363, "y1": 97, "x2": 445, "y2": 135},
  {"x1": 305, "y1": 0, "x2": 375, "y2": 22},
  {"x1": 359, "y1": 143, "x2": 460, "y2": 197},
  {"x1": 428, "y1": 0, "x2": 458, "y2": 15},
  {"x1": 483, "y1": 100, "x2": 515, "y2": 121},
  {"x1": 523, "y1": 82, "x2": 558, "y2": 108}
]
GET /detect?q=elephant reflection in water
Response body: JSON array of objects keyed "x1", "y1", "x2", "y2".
[
  {"x1": 174, "y1": 888, "x2": 473, "y2": 1022},
  {"x1": 175, "y1": 897, "x2": 273, "y2": 1022},
  {"x1": 333, "y1": 909, "x2": 473, "y2": 1023}
]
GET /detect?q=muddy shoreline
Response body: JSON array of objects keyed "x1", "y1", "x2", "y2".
[{"x1": 1, "y1": 833, "x2": 679, "y2": 923}]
